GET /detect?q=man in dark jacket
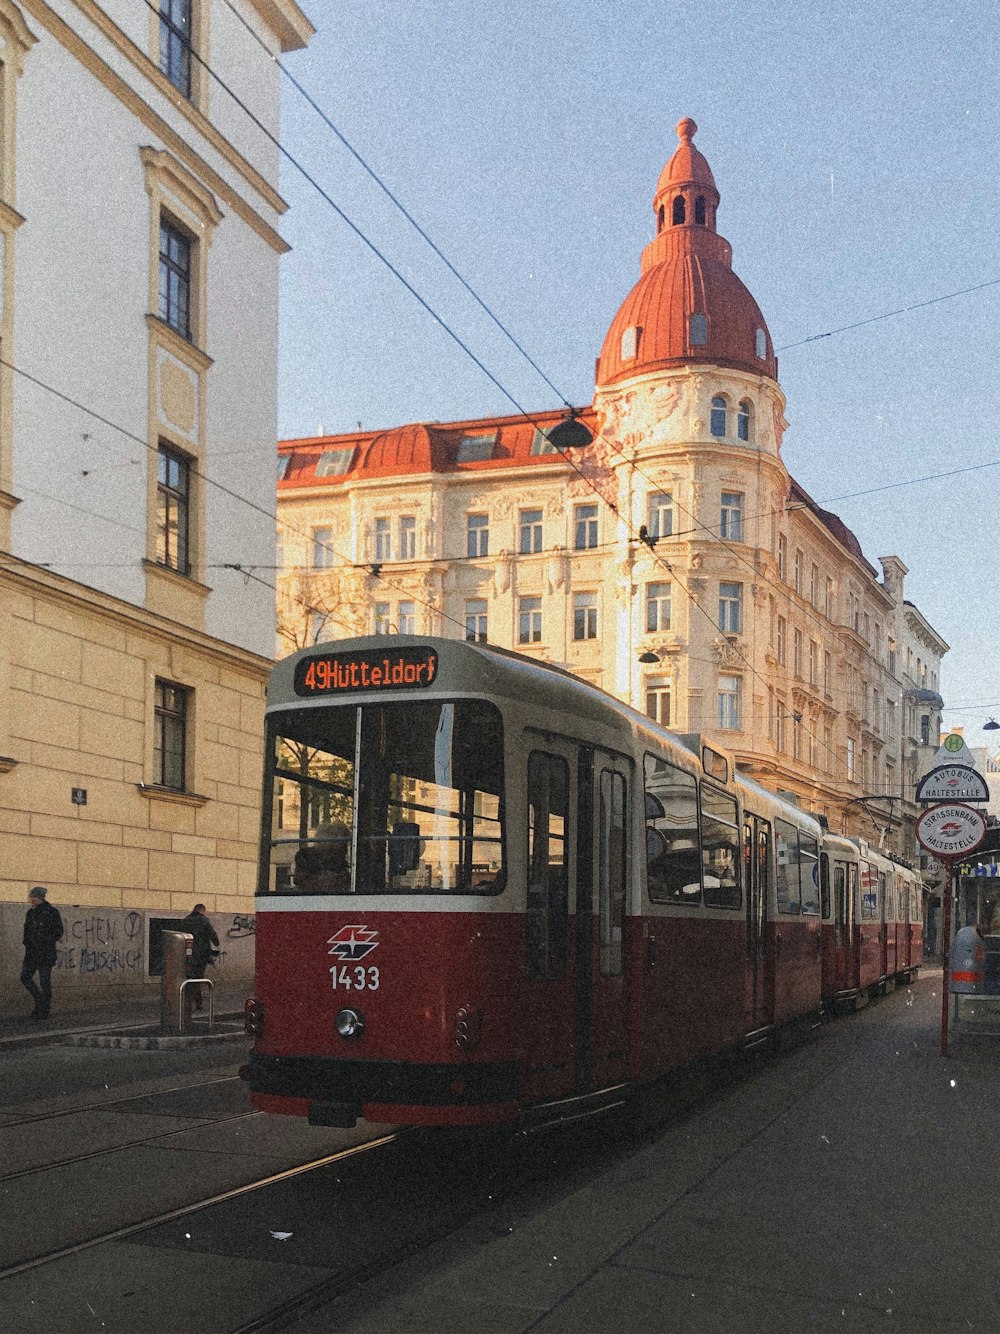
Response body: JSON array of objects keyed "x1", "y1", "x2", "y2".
[
  {"x1": 21, "y1": 886, "x2": 64, "y2": 1020},
  {"x1": 179, "y1": 903, "x2": 219, "y2": 1011}
]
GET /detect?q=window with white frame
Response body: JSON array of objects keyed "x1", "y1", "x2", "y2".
[
  {"x1": 792, "y1": 713, "x2": 802, "y2": 760},
  {"x1": 718, "y1": 582, "x2": 742, "y2": 634},
  {"x1": 156, "y1": 442, "x2": 191, "y2": 574},
  {"x1": 315, "y1": 448, "x2": 353, "y2": 477},
  {"x1": 646, "y1": 582, "x2": 671, "y2": 632},
  {"x1": 778, "y1": 533, "x2": 787, "y2": 582},
  {"x1": 793, "y1": 549, "x2": 803, "y2": 594},
  {"x1": 467, "y1": 513, "x2": 489, "y2": 558},
  {"x1": 465, "y1": 599, "x2": 488, "y2": 642},
  {"x1": 793, "y1": 628, "x2": 803, "y2": 677},
  {"x1": 518, "y1": 595, "x2": 542, "y2": 643},
  {"x1": 398, "y1": 602, "x2": 416, "y2": 634},
  {"x1": 374, "y1": 517, "x2": 392, "y2": 562},
  {"x1": 645, "y1": 677, "x2": 671, "y2": 726},
  {"x1": 824, "y1": 722, "x2": 833, "y2": 771},
  {"x1": 398, "y1": 515, "x2": 416, "y2": 559},
  {"x1": 647, "y1": 491, "x2": 674, "y2": 540},
  {"x1": 710, "y1": 396, "x2": 727, "y2": 438},
  {"x1": 776, "y1": 704, "x2": 786, "y2": 752},
  {"x1": 374, "y1": 602, "x2": 391, "y2": 634},
  {"x1": 825, "y1": 576, "x2": 835, "y2": 619},
  {"x1": 311, "y1": 526, "x2": 334, "y2": 569},
  {"x1": 519, "y1": 508, "x2": 543, "y2": 554},
  {"x1": 737, "y1": 400, "x2": 751, "y2": 442},
  {"x1": 810, "y1": 563, "x2": 819, "y2": 606},
  {"x1": 777, "y1": 615, "x2": 787, "y2": 665},
  {"x1": 573, "y1": 592, "x2": 598, "y2": 640},
  {"x1": 808, "y1": 639, "x2": 818, "y2": 686},
  {"x1": 720, "y1": 492, "x2": 743, "y2": 541},
  {"x1": 718, "y1": 675, "x2": 741, "y2": 730},
  {"x1": 824, "y1": 650, "x2": 832, "y2": 695},
  {"x1": 574, "y1": 504, "x2": 598, "y2": 550},
  {"x1": 847, "y1": 737, "x2": 856, "y2": 781}
]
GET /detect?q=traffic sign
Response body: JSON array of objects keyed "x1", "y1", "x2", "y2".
[
  {"x1": 928, "y1": 733, "x2": 978, "y2": 769},
  {"x1": 916, "y1": 803, "x2": 988, "y2": 859},
  {"x1": 915, "y1": 764, "x2": 990, "y2": 803}
]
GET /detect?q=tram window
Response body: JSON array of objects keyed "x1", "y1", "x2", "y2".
[
  {"x1": 800, "y1": 834, "x2": 820, "y2": 914},
  {"x1": 775, "y1": 819, "x2": 801, "y2": 914},
  {"x1": 834, "y1": 863, "x2": 847, "y2": 943},
  {"x1": 643, "y1": 753, "x2": 700, "y2": 904},
  {"x1": 701, "y1": 784, "x2": 741, "y2": 909},
  {"x1": 820, "y1": 853, "x2": 831, "y2": 919},
  {"x1": 879, "y1": 873, "x2": 889, "y2": 922},
  {"x1": 599, "y1": 769, "x2": 627, "y2": 976},
  {"x1": 860, "y1": 863, "x2": 878, "y2": 920},
  {"x1": 527, "y1": 752, "x2": 570, "y2": 981},
  {"x1": 263, "y1": 700, "x2": 505, "y2": 895}
]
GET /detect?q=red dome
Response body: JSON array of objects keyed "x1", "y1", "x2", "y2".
[{"x1": 596, "y1": 120, "x2": 777, "y2": 388}]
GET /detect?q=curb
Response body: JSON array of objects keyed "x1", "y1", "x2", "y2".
[{"x1": 63, "y1": 1026, "x2": 250, "y2": 1050}]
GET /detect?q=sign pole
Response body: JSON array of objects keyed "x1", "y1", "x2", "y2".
[{"x1": 941, "y1": 857, "x2": 955, "y2": 1058}]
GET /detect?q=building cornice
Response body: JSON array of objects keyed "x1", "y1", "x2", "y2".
[
  {"x1": 0, "y1": 552, "x2": 274, "y2": 678},
  {"x1": 246, "y1": 0, "x2": 315, "y2": 52}
]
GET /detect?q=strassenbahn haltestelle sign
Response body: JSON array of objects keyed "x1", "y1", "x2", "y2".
[{"x1": 916, "y1": 803, "x2": 987, "y2": 859}]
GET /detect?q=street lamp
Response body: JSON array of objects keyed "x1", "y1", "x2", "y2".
[
  {"x1": 638, "y1": 650, "x2": 660, "y2": 664},
  {"x1": 544, "y1": 411, "x2": 593, "y2": 451},
  {"x1": 984, "y1": 719, "x2": 1000, "y2": 732}
]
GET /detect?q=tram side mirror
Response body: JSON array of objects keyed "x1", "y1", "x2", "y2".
[
  {"x1": 389, "y1": 821, "x2": 422, "y2": 875},
  {"x1": 645, "y1": 792, "x2": 666, "y2": 821}
]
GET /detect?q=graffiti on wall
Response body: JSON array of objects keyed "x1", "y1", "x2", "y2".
[
  {"x1": 55, "y1": 911, "x2": 144, "y2": 977},
  {"x1": 227, "y1": 914, "x2": 256, "y2": 939}
]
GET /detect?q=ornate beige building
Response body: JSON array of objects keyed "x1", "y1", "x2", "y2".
[{"x1": 275, "y1": 119, "x2": 946, "y2": 862}]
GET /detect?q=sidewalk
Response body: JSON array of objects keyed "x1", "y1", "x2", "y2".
[{"x1": 0, "y1": 984, "x2": 251, "y2": 1051}]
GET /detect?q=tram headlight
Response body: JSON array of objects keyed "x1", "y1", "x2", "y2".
[
  {"x1": 244, "y1": 998, "x2": 264, "y2": 1037},
  {"x1": 335, "y1": 1007, "x2": 366, "y2": 1039},
  {"x1": 455, "y1": 1004, "x2": 482, "y2": 1050}
]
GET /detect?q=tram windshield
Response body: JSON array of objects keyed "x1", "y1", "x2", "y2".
[{"x1": 260, "y1": 699, "x2": 505, "y2": 895}]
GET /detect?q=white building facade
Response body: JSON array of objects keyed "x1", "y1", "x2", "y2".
[{"x1": 0, "y1": 0, "x2": 312, "y2": 1007}]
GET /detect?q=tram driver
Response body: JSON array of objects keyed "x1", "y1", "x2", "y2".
[{"x1": 293, "y1": 822, "x2": 351, "y2": 893}]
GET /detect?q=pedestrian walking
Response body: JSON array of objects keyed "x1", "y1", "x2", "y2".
[
  {"x1": 179, "y1": 902, "x2": 219, "y2": 1011},
  {"x1": 21, "y1": 886, "x2": 64, "y2": 1021}
]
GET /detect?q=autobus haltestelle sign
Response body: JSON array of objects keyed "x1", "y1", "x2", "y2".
[{"x1": 916, "y1": 803, "x2": 987, "y2": 858}]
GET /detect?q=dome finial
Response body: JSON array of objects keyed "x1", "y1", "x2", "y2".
[{"x1": 676, "y1": 117, "x2": 697, "y2": 144}]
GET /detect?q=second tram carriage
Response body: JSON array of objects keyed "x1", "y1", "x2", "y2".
[{"x1": 246, "y1": 636, "x2": 922, "y2": 1129}]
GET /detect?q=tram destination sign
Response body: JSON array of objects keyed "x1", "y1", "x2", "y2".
[
  {"x1": 916, "y1": 803, "x2": 987, "y2": 859},
  {"x1": 294, "y1": 646, "x2": 439, "y2": 696},
  {"x1": 915, "y1": 764, "x2": 990, "y2": 804}
]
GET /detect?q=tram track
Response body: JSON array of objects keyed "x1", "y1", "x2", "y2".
[
  {"x1": 0, "y1": 1133, "x2": 400, "y2": 1282},
  {"x1": 0, "y1": 1072, "x2": 241, "y2": 1127}
]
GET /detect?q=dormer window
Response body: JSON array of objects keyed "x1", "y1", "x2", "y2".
[
  {"x1": 672, "y1": 195, "x2": 686, "y2": 225},
  {"x1": 276, "y1": 454, "x2": 291, "y2": 481},
  {"x1": 689, "y1": 313, "x2": 708, "y2": 346},
  {"x1": 694, "y1": 195, "x2": 706, "y2": 225},
  {"x1": 315, "y1": 447, "x2": 353, "y2": 477},
  {"x1": 457, "y1": 432, "x2": 496, "y2": 462},
  {"x1": 710, "y1": 396, "x2": 727, "y2": 438},
  {"x1": 755, "y1": 328, "x2": 767, "y2": 359},
  {"x1": 737, "y1": 400, "x2": 751, "y2": 442},
  {"x1": 620, "y1": 326, "x2": 640, "y2": 361}
]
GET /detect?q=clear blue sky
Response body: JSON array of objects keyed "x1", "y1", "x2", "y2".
[{"x1": 276, "y1": 0, "x2": 999, "y2": 743}]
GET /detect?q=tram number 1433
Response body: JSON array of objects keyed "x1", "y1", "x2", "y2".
[{"x1": 330, "y1": 965, "x2": 380, "y2": 992}]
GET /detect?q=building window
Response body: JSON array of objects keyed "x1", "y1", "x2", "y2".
[
  {"x1": 158, "y1": 216, "x2": 193, "y2": 340},
  {"x1": 467, "y1": 513, "x2": 489, "y2": 558},
  {"x1": 311, "y1": 526, "x2": 333, "y2": 569},
  {"x1": 755, "y1": 328, "x2": 767, "y2": 360},
  {"x1": 690, "y1": 313, "x2": 708, "y2": 345},
  {"x1": 718, "y1": 675, "x2": 741, "y2": 730},
  {"x1": 793, "y1": 713, "x2": 802, "y2": 760},
  {"x1": 519, "y1": 509, "x2": 543, "y2": 554},
  {"x1": 776, "y1": 616, "x2": 787, "y2": 666},
  {"x1": 793, "y1": 628, "x2": 803, "y2": 678},
  {"x1": 457, "y1": 432, "x2": 496, "y2": 463},
  {"x1": 465, "y1": 599, "x2": 488, "y2": 643},
  {"x1": 793, "y1": 549, "x2": 803, "y2": 594},
  {"x1": 673, "y1": 195, "x2": 686, "y2": 225},
  {"x1": 647, "y1": 491, "x2": 674, "y2": 540},
  {"x1": 398, "y1": 515, "x2": 416, "y2": 559},
  {"x1": 645, "y1": 677, "x2": 671, "y2": 726},
  {"x1": 776, "y1": 704, "x2": 786, "y2": 752},
  {"x1": 710, "y1": 396, "x2": 727, "y2": 438},
  {"x1": 156, "y1": 443, "x2": 190, "y2": 573},
  {"x1": 718, "y1": 582, "x2": 742, "y2": 634},
  {"x1": 825, "y1": 576, "x2": 835, "y2": 619},
  {"x1": 646, "y1": 582, "x2": 671, "y2": 632},
  {"x1": 530, "y1": 428, "x2": 558, "y2": 455},
  {"x1": 154, "y1": 679, "x2": 188, "y2": 790},
  {"x1": 620, "y1": 326, "x2": 639, "y2": 361},
  {"x1": 720, "y1": 492, "x2": 743, "y2": 541},
  {"x1": 315, "y1": 448, "x2": 353, "y2": 477},
  {"x1": 574, "y1": 504, "x2": 598, "y2": 550},
  {"x1": 374, "y1": 517, "x2": 392, "y2": 563},
  {"x1": 847, "y1": 737, "x2": 856, "y2": 782},
  {"x1": 737, "y1": 400, "x2": 751, "y2": 442},
  {"x1": 778, "y1": 533, "x2": 787, "y2": 582},
  {"x1": 573, "y1": 592, "x2": 598, "y2": 640},
  {"x1": 694, "y1": 195, "x2": 706, "y2": 225},
  {"x1": 810, "y1": 563, "x2": 819, "y2": 606},
  {"x1": 308, "y1": 610, "x2": 327, "y2": 644},
  {"x1": 808, "y1": 639, "x2": 818, "y2": 686},
  {"x1": 159, "y1": 0, "x2": 192, "y2": 98},
  {"x1": 920, "y1": 714, "x2": 930, "y2": 746},
  {"x1": 824, "y1": 650, "x2": 832, "y2": 695},
  {"x1": 374, "y1": 602, "x2": 390, "y2": 634},
  {"x1": 518, "y1": 596, "x2": 542, "y2": 644},
  {"x1": 398, "y1": 601, "x2": 416, "y2": 634},
  {"x1": 277, "y1": 455, "x2": 291, "y2": 482}
]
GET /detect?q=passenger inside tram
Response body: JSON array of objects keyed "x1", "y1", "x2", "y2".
[{"x1": 293, "y1": 821, "x2": 352, "y2": 893}]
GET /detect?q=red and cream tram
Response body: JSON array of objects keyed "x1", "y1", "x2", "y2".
[{"x1": 246, "y1": 636, "x2": 919, "y2": 1129}]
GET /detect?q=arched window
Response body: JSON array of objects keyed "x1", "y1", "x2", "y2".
[
  {"x1": 689, "y1": 313, "x2": 708, "y2": 346},
  {"x1": 710, "y1": 396, "x2": 727, "y2": 438},
  {"x1": 672, "y1": 195, "x2": 686, "y2": 225},
  {"x1": 755, "y1": 328, "x2": 767, "y2": 360},
  {"x1": 694, "y1": 195, "x2": 706, "y2": 225},
  {"x1": 737, "y1": 400, "x2": 751, "y2": 442},
  {"x1": 657, "y1": 204, "x2": 665, "y2": 232}
]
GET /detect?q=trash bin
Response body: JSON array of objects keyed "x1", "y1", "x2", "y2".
[{"x1": 949, "y1": 925, "x2": 984, "y2": 994}]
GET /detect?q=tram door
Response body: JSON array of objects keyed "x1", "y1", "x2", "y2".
[
  {"x1": 832, "y1": 860, "x2": 853, "y2": 992},
  {"x1": 575, "y1": 747, "x2": 631, "y2": 1093},
  {"x1": 879, "y1": 872, "x2": 890, "y2": 980},
  {"x1": 744, "y1": 814, "x2": 772, "y2": 1031}
]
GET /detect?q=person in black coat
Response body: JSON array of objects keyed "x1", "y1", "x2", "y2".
[
  {"x1": 179, "y1": 903, "x2": 219, "y2": 1011},
  {"x1": 21, "y1": 886, "x2": 64, "y2": 1021}
]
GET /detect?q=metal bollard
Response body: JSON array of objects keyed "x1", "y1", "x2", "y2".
[
  {"x1": 179, "y1": 977, "x2": 214, "y2": 1030},
  {"x1": 160, "y1": 931, "x2": 194, "y2": 1034}
]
